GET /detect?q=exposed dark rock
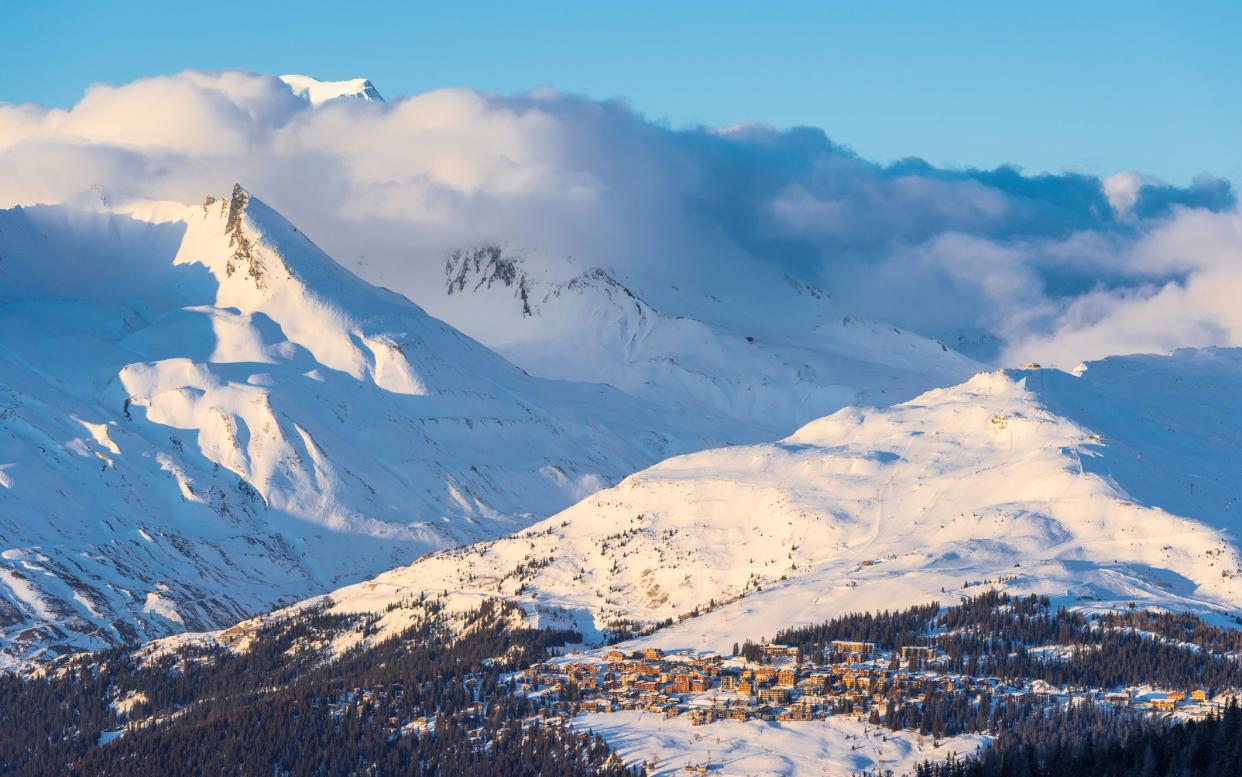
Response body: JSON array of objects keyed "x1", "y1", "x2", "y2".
[
  {"x1": 444, "y1": 244, "x2": 534, "y2": 316},
  {"x1": 224, "y1": 184, "x2": 265, "y2": 289}
]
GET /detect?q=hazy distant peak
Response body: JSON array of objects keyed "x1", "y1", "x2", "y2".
[{"x1": 279, "y1": 74, "x2": 384, "y2": 105}]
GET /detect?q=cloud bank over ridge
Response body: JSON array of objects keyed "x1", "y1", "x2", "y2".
[{"x1": 0, "y1": 69, "x2": 1236, "y2": 367}]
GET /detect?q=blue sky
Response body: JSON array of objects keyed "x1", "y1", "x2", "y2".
[{"x1": 3, "y1": 0, "x2": 1238, "y2": 184}]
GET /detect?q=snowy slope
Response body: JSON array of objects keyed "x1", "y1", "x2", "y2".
[
  {"x1": 0, "y1": 187, "x2": 746, "y2": 666},
  {"x1": 307, "y1": 348, "x2": 1242, "y2": 652},
  {"x1": 279, "y1": 74, "x2": 383, "y2": 105},
  {"x1": 571, "y1": 712, "x2": 986, "y2": 777},
  {"x1": 428, "y1": 246, "x2": 978, "y2": 437}
]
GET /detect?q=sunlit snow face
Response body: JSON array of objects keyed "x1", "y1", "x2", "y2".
[{"x1": 0, "y1": 69, "x2": 1236, "y2": 367}]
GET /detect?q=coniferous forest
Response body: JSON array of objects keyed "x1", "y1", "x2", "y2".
[
  {"x1": 911, "y1": 700, "x2": 1242, "y2": 777},
  {"x1": 0, "y1": 600, "x2": 637, "y2": 777},
  {"x1": 765, "y1": 592, "x2": 1242, "y2": 775},
  {"x1": 769, "y1": 591, "x2": 1242, "y2": 690},
  {"x1": 6, "y1": 591, "x2": 1242, "y2": 776}
]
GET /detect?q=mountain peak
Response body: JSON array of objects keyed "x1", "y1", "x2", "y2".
[
  {"x1": 279, "y1": 74, "x2": 384, "y2": 106},
  {"x1": 279, "y1": 346, "x2": 1242, "y2": 656},
  {"x1": 0, "y1": 195, "x2": 739, "y2": 665}
]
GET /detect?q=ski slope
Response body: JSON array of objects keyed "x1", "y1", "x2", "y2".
[{"x1": 571, "y1": 712, "x2": 987, "y2": 777}]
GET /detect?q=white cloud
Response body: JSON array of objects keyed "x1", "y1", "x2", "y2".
[
  {"x1": 1004, "y1": 207, "x2": 1242, "y2": 366},
  {"x1": 0, "y1": 69, "x2": 1235, "y2": 368},
  {"x1": 1103, "y1": 170, "x2": 1155, "y2": 215}
]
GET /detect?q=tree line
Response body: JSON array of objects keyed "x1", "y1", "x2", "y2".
[
  {"x1": 910, "y1": 701, "x2": 1242, "y2": 777},
  {"x1": 0, "y1": 599, "x2": 640, "y2": 777},
  {"x1": 771, "y1": 590, "x2": 1242, "y2": 689}
]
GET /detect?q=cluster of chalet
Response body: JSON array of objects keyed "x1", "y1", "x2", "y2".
[
  {"x1": 293, "y1": 640, "x2": 1230, "y2": 751},
  {"x1": 512, "y1": 639, "x2": 1228, "y2": 728},
  {"x1": 1103, "y1": 688, "x2": 1213, "y2": 712},
  {"x1": 514, "y1": 641, "x2": 946, "y2": 725}
]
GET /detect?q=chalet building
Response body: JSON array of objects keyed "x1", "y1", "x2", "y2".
[
  {"x1": 800, "y1": 693, "x2": 829, "y2": 708},
  {"x1": 720, "y1": 675, "x2": 739, "y2": 691},
  {"x1": 777, "y1": 706, "x2": 814, "y2": 721},
  {"x1": 901, "y1": 646, "x2": 935, "y2": 663},
  {"x1": 761, "y1": 643, "x2": 801, "y2": 660},
  {"x1": 799, "y1": 674, "x2": 829, "y2": 692},
  {"x1": 688, "y1": 708, "x2": 717, "y2": 726},
  {"x1": 1152, "y1": 698, "x2": 1178, "y2": 712},
  {"x1": 777, "y1": 669, "x2": 797, "y2": 688},
  {"x1": 829, "y1": 640, "x2": 876, "y2": 658},
  {"x1": 672, "y1": 674, "x2": 712, "y2": 693}
]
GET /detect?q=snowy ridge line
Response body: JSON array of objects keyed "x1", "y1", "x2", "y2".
[
  {"x1": 279, "y1": 74, "x2": 384, "y2": 105},
  {"x1": 0, "y1": 187, "x2": 743, "y2": 668},
  {"x1": 137, "y1": 348, "x2": 1242, "y2": 671},
  {"x1": 430, "y1": 242, "x2": 979, "y2": 436}
]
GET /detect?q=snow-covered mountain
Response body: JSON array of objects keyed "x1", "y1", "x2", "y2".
[
  {"x1": 0, "y1": 187, "x2": 749, "y2": 666},
  {"x1": 273, "y1": 348, "x2": 1242, "y2": 655},
  {"x1": 426, "y1": 245, "x2": 978, "y2": 436},
  {"x1": 279, "y1": 74, "x2": 384, "y2": 105}
]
